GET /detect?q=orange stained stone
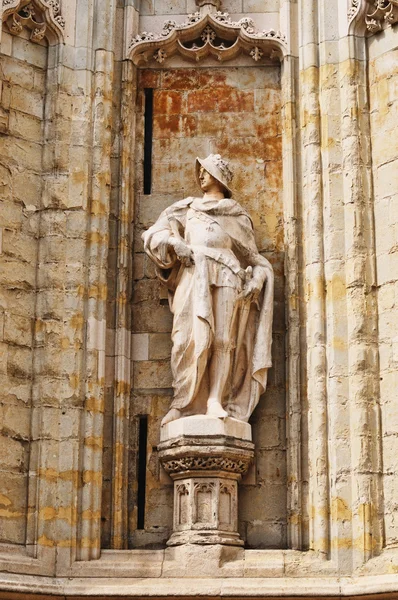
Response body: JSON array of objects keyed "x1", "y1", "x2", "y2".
[
  {"x1": 161, "y1": 68, "x2": 227, "y2": 90},
  {"x1": 153, "y1": 90, "x2": 185, "y2": 115},
  {"x1": 153, "y1": 114, "x2": 196, "y2": 138},
  {"x1": 138, "y1": 69, "x2": 161, "y2": 88},
  {"x1": 187, "y1": 88, "x2": 254, "y2": 113}
]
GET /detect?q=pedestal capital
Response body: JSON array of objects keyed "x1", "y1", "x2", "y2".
[{"x1": 158, "y1": 416, "x2": 254, "y2": 546}]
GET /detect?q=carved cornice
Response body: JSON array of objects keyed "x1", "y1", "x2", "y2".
[
  {"x1": 127, "y1": 11, "x2": 287, "y2": 65},
  {"x1": 2, "y1": 0, "x2": 64, "y2": 43}
]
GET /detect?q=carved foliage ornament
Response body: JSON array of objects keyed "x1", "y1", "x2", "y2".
[
  {"x1": 365, "y1": 0, "x2": 398, "y2": 31},
  {"x1": 348, "y1": 0, "x2": 398, "y2": 31},
  {"x1": 2, "y1": 0, "x2": 65, "y2": 42},
  {"x1": 348, "y1": 0, "x2": 361, "y2": 20},
  {"x1": 161, "y1": 454, "x2": 252, "y2": 474},
  {"x1": 128, "y1": 11, "x2": 287, "y2": 65}
]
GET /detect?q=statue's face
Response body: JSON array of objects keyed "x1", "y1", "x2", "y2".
[{"x1": 199, "y1": 166, "x2": 223, "y2": 193}]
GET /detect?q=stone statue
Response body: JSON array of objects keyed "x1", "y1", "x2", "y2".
[{"x1": 142, "y1": 154, "x2": 274, "y2": 426}]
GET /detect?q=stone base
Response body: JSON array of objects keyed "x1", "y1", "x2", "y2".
[
  {"x1": 167, "y1": 529, "x2": 243, "y2": 546},
  {"x1": 158, "y1": 416, "x2": 254, "y2": 547},
  {"x1": 160, "y1": 415, "x2": 252, "y2": 442}
]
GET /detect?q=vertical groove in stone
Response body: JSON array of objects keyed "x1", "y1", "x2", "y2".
[
  {"x1": 317, "y1": 0, "x2": 352, "y2": 571},
  {"x1": 299, "y1": 0, "x2": 330, "y2": 557},
  {"x1": 340, "y1": 34, "x2": 384, "y2": 566},
  {"x1": 282, "y1": 52, "x2": 303, "y2": 550},
  {"x1": 110, "y1": 58, "x2": 136, "y2": 550},
  {"x1": 78, "y1": 41, "x2": 115, "y2": 561}
]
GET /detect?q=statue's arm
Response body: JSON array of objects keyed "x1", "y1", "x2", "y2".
[
  {"x1": 142, "y1": 215, "x2": 177, "y2": 269},
  {"x1": 142, "y1": 203, "x2": 193, "y2": 268},
  {"x1": 235, "y1": 215, "x2": 273, "y2": 297}
]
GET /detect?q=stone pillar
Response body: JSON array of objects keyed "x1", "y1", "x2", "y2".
[{"x1": 158, "y1": 417, "x2": 254, "y2": 547}]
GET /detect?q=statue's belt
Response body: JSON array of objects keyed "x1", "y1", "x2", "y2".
[{"x1": 190, "y1": 246, "x2": 247, "y2": 281}]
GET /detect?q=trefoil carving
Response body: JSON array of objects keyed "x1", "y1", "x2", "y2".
[
  {"x1": 2, "y1": 0, "x2": 65, "y2": 43},
  {"x1": 128, "y1": 11, "x2": 287, "y2": 65}
]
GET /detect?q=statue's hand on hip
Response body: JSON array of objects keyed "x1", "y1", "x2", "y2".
[{"x1": 169, "y1": 238, "x2": 194, "y2": 267}]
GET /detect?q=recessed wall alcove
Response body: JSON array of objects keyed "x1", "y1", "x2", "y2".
[{"x1": 101, "y1": 56, "x2": 288, "y2": 550}]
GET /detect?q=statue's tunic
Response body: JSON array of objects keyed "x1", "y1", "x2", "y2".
[{"x1": 142, "y1": 196, "x2": 274, "y2": 422}]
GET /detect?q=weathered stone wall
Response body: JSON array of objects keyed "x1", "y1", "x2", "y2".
[
  {"x1": 1, "y1": 0, "x2": 398, "y2": 596},
  {"x1": 368, "y1": 29, "x2": 398, "y2": 549},
  {"x1": 0, "y1": 25, "x2": 47, "y2": 546},
  {"x1": 138, "y1": 0, "x2": 280, "y2": 37},
  {"x1": 130, "y1": 65, "x2": 286, "y2": 549}
]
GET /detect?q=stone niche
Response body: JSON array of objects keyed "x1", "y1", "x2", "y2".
[{"x1": 125, "y1": 62, "x2": 286, "y2": 550}]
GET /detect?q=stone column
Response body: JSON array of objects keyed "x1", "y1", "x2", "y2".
[{"x1": 158, "y1": 417, "x2": 254, "y2": 546}]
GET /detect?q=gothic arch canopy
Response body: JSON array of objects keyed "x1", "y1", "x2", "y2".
[
  {"x1": 127, "y1": 11, "x2": 287, "y2": 66},
  {"x1": 2, "y1": 0, "x2": 65, "y2": 44}
]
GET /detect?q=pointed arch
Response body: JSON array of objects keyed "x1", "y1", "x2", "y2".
[
  {"x1": 127, "y1": 11, "x2": 287, "y2": 65},
  {"x1": 2, "y1": 0, "x2": 64, "y2": 44}
]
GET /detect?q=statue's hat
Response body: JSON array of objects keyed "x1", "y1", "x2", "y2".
[{"x1": 195, "y1": 154, "x2": 234, "y2": 198}]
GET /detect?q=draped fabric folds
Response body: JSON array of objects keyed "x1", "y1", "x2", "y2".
[{"x1": 142, "y1": 196, "x2": 274, "y2": 422}]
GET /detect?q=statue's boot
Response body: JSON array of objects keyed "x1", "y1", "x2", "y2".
[
  {"x1": 161, "y1": 408, "x2": 181, "y2": 426},
  {"x1": 206, "y1": 400, "x2": 228, "y2": 419}
]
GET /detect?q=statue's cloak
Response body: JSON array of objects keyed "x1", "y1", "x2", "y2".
[{"x1": 142, "y1": 197, "x2": 274, "y2": 422}]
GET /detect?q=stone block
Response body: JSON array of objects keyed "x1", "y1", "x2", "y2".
[
  {"x1": 133, "y1": 359, "x2": 172, "y2": 389},
  {"x1": 148, "y1": 333, "x2": 172, "y2": 359},
  {"x1": 187, "y1": 88, "x2": 254, "y2": 113},
  {"x1": 162, "y1": 544, "x2": 244, "y2": 577},
  {"x1": 1, "y1": 81, "x2": 11, "y2": 110},
  {"x1": 245, "y1": 520, "x2": 286, "y2": 549},
  {"x1": 0, "y1": 403, "x2": 30, "y2": 441},
  {"x1": 240, "y1": 484, "x2": 287, "y2": 522},
  {"x1": 0, "y1": 471, "x2": 28, "y2": 545},
  {"x1": 0, "y1": 434, "x2": 26, "y2": 471},
  {"x1": 10, "y1": 86, "x2": 44, "y2": 119},
  {"x1": 160, "y1": 415, "x2": 252, "y2": 442},
  {"x1": 243, "y1": 0, "x2": 279, "y2": 11},
  {"x1": 153, "y1": 90, "x2": 185, "y2": 115},
  {"x1": 255, "y1": 449, "x2": 287, "y2": 485},
  {"x1": 0, "y1": 287, "x2": 35, "y2": 319},
  {"x1": 132, "y1": 301, "x2": 173, "y2": 333},
  {"x1": 0, "y1": 56, "x2": 35, "y2": 89},
  {"x1": 152, "y1": 114, "x2": 197, "y2": 139},
  {"x1": 132, "y1": 333, "x2": 149, "y2": 361},
  {"x1": 0, "y1": 32, "x2": 12, "y2": 57},
  {"x1": 252, "y1": 415, "x2": 284, "y2": 449},
  {"x1": 4, "y1": 312, "x2": 32, "y2": 347},
  {"x1": 138, "y1": 194, "x2": 180, "y2": 226},
  {"x1": 7, "y1": 346, "x2": 32, "y2": 378},
  {"x1": 1, "y1": 135, "x2": 42, "y2": 171},
  {"x1": 132, "y1": 279, "x2": 162, "y2": 304},
  {"x1": 139, "y1": 70, "x2": 161, "y2": 89},
  {"x1": 145, "y1": 486, "x2": 174, "y2": 527},
  {"x1": 154, "y1": 0, "x2": 186, "y2": 14},
  {"x1": 2, "y1": 229, "x2": 38, "y2": 263},
  {"x1": 244, "y1": 549, "x2": 284, "y2": 577}
]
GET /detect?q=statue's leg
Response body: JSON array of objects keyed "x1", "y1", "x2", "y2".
[{"x1": 207, "y1": 286, "x2": 236, "y2": 418}]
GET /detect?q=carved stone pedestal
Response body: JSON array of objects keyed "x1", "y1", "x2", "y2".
[{"x1": 158, "y1": 416, "x2": 254, "y2": 546}]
